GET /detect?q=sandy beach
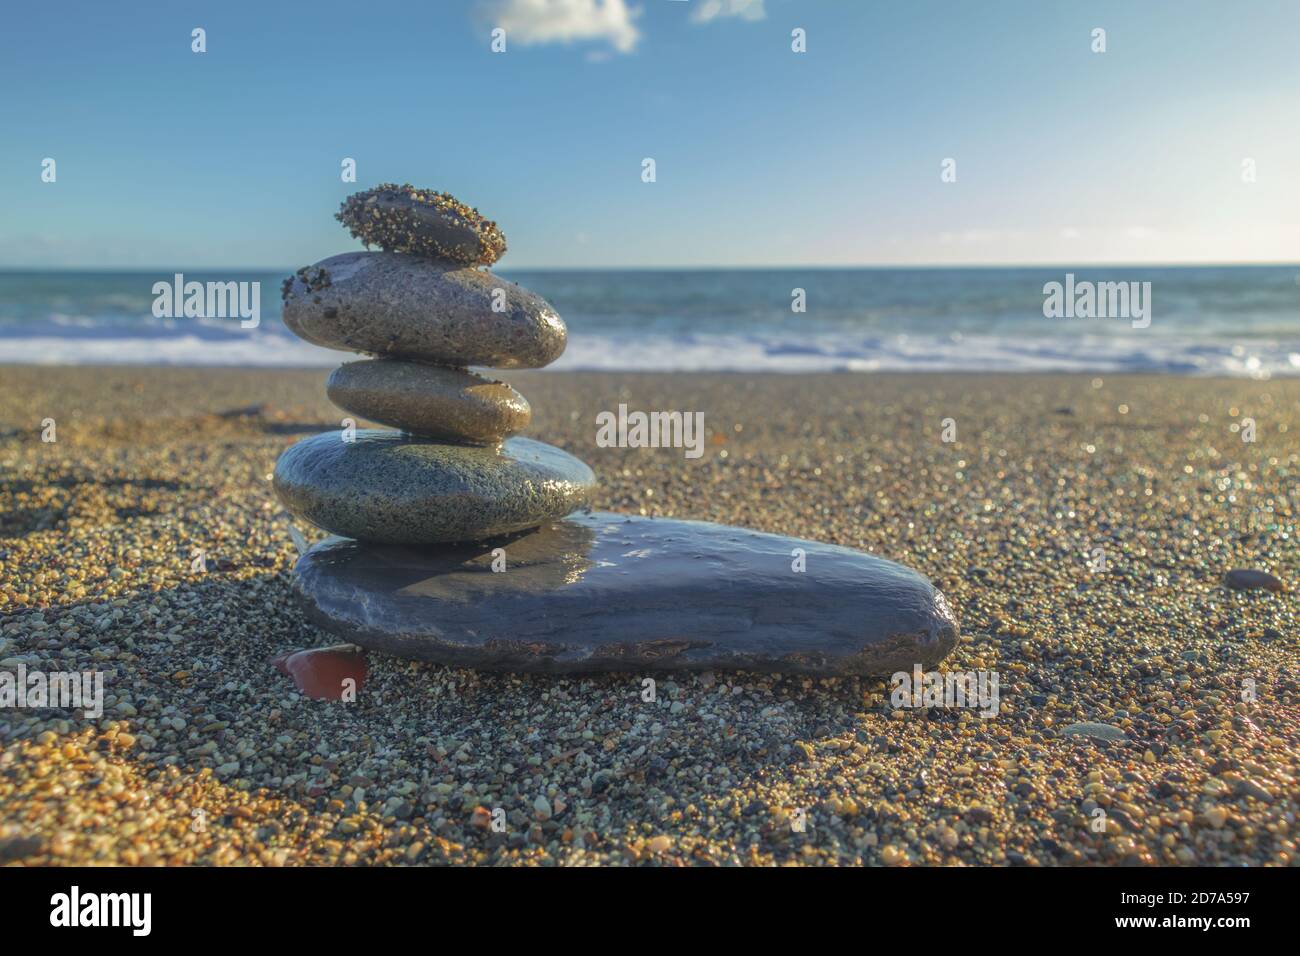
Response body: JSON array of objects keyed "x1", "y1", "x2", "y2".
[{"x1": 1, "y1": 366, "x2": 1296, "y2": 866}]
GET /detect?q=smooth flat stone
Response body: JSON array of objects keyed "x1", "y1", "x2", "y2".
[
  {"x1": 335, "y1": 183, "x2": 507, "y2": 266},
  {"x1": 290, "y1": 512, "x2": 960, "y2": 675},
  {"x1": 281, "y1": 252, "x2": 566, "y2": 368},
  {"x1": 327, "y1": 359, "x2": 530, "y2": 444},
  {"x1": 273, "y1": 430, "x2": 595, "y2": 544},
  {"x1": 1224, "y1": 568, "x2": 1286, "y2": 592}
]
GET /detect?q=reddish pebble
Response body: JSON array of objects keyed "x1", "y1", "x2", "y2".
[
  {"x1": 1224, "y1": 569, "x2": 1286, "y2": 592},
  {"x1": 271, "y1": 644, "x2": 367, "y2": 701}
]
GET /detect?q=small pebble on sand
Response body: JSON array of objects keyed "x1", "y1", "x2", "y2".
[{"x1": 1224, "y1": 568, "x2": 1286, "y2": 592}]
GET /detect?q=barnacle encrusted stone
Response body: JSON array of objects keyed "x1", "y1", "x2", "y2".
[
  {"x1": 336, "y1": 183, "x2": 507, "y2": 266},
  {"x1": 280, "y1": 251, "x2": 566, "y2": 368}
]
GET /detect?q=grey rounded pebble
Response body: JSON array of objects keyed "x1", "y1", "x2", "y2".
[
  {"x1": 281, "y1": 252, "x2": 566, "y2": 368},
  {"x1": 272, "y1": 430, "x2": 595, "y2": 544},
  {"x1": 289, "y1": 511, "x2": 961, "y2": 675},
  {"x1": 327, "y1": 360, "x2": 530, "y2": 445},
  {"x1": 1224, "y1": 568, "x2": 1286, "y2": 592},
  {"x1": 1059, "y1": 722, "x2": 1128, "y2": 743}
]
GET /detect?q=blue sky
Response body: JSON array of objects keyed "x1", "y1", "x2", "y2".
[{"x1": 1, "y1": 0, "x2": 1297, "y2": 269}]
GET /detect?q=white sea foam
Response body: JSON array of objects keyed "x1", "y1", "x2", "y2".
[
  {"x1": 553, "y1": 331, "x2": 1300, "y2": 378},
  {"x1": 3, "y1": 326, "x2": 1298, "y2": 377},
  {"x1": 0, "y1": 327, "x2": 338, "y2": 367}
]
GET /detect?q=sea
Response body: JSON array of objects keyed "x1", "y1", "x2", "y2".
[{"x1": 1, "y1": 265, "x2": 1298, "y2": 376}]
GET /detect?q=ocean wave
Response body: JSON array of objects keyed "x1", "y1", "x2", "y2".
[
  {"x1": 554, "y1": 332, "x2": 1300, "y2": 377},
  {"x1": 0, "y1": 326, "x2": 338, "y2": 367},
  {"x1": 2, "y1": 325, "x2": 1299, "y2": 376}
]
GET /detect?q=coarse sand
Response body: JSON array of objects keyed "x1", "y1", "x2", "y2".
[{"x1": 0, "y1": 367, "x2": 1296, "y2": 866}]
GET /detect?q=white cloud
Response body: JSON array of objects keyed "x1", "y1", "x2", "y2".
[
  {"x1": 478, "y1": 0, "x2": 642, "y2": 54},
  {"x1": 690, "y1": 0, "x2": 766, "y2": 24}
]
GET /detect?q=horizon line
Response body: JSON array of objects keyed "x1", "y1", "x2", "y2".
[{"x1": 2, "y1": 260, "x2": 1299, "y2": 274}]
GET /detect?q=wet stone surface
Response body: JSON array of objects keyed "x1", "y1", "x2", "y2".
[{"x1": 290, "y1": 511, "x2": 961, "y2": 675}]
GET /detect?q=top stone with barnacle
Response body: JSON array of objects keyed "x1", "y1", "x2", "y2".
[{"x1": 336, "y1": 183, "x2": 507, "y2": 267}]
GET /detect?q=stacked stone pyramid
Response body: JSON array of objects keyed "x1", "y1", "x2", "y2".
[
  {"x1": 273, "y1": 184, "x2": 595, "y2": 545},
  {"x1": 274, "y1": 184, "x2": 958, "y2": 675}
]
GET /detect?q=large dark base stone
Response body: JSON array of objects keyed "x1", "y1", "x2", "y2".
[{"x1": 291, "y1": 512, "x2": 960, "y2": 675}]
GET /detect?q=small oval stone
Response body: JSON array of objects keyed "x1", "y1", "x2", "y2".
[
  {"x1": 1059, "y1": 722, "x2": 1127, "y2": 743},
  {"x1": 336, "y1": 183, "x2": 506, "y2": 266},
  {"x1": 273, "y1": 430, "x2": 595, "y2": 544},
  {"x1": 281, "y1": 252, "x2": 566, "y2": 368},
  {"x1": 327, "y1": 360, "x2": 530, "y2": 445},
  {"x1": 1224, "y1": 568, "x2": 1286, "y2": 592}
]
